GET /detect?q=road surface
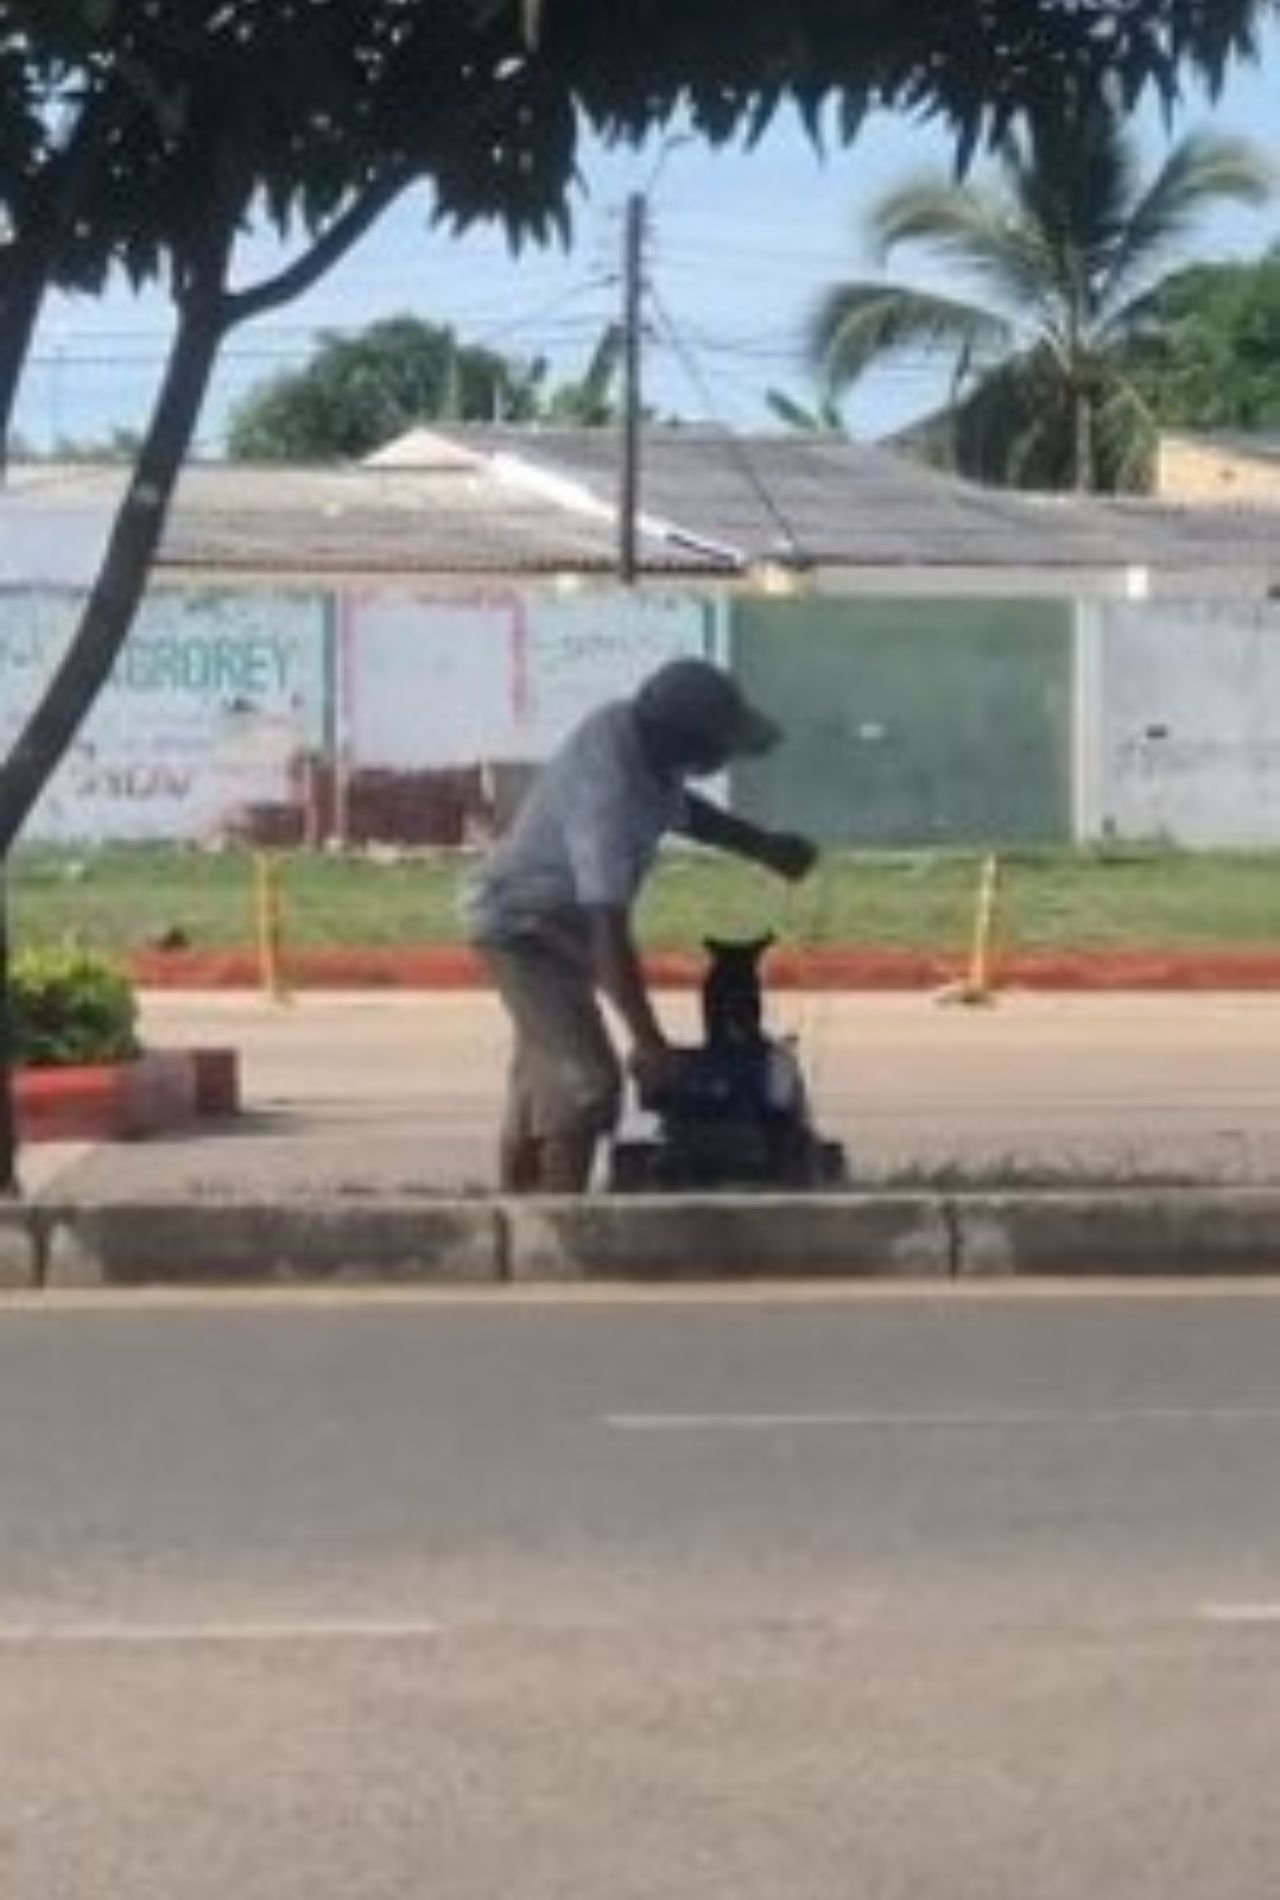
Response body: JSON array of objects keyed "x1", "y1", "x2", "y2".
[{"x1": 2, "y1": 1283, "x2": 1279, "y2": 1898}]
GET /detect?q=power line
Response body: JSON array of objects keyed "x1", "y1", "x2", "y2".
[
  {"x1": 25, "y1": 322, "x2": 615, "y2": 387},
  {"x1": 463, "y1": 271, "x2": 619, "y2": 346},
  {"x1": 646, "y1": 282, "x2": 811, "y2": 561},
  {"x1": 652, "y1": 243, "x2": 866, "y2": 273},
  {"x1": 644, "y1": 342, "x2": 793, "y2": 417}
]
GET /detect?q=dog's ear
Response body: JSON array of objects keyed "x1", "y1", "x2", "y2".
[
  {"x1": 748, "y1": 933, "x2": 775, "y2": 958},
  {"x1": 703, "y1": 937, "x2": 729, "y2": 956}
]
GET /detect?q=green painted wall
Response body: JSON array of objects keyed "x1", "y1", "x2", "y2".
[{"x1": 730, "y1": 597, "x2": 1075, "y2": 846}]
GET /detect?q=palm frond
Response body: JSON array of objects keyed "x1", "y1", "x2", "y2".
[
  {"x1": 579, "y1": 321, "x2": 623, "y2": 403},
  {"x1": 1103, "y1": 131, "x2": 1275, "y2": 316},
  {"x1": 867, "y1": 176, "x2": 1054, "y2": 321},
  {"x1": 1000, "y1": 105, "x2": 1141, "y2": 321},
  {"x1": 765, "y1": 388, "x2": 847, "y2": 436},
  {"x1": 809, "y1": 92, "x2": 1274, "y2": 494},
  {"x1": 808, "y1": 281, "x2": 1013, "y2": 392}
]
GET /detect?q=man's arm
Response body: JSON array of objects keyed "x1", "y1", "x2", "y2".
[
  {"x1": 584, "y1": 905, "x2": 667, "y2": 1062},
  {"x1": 677, "y1": 792, "x2": 817, "y2": 881}
]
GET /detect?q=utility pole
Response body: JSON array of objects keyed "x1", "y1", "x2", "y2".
[{"x1": 619, "y1": 191, "x2": 645, "y2": 585}]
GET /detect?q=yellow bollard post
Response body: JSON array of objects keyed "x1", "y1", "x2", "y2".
[
  {"x1": 253, "y1": 851, "x2": 291, "y2": 1005},
  {"x1": 937, "y1": 853, "x2": 1001, "y2": 1007}
]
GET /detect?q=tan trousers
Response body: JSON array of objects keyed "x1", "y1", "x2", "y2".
[{"x1": 482, "y1": 938, "x2": 623, "y2": 1145}]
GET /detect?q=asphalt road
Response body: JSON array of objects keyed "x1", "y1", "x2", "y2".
[{"x1": 2, "y1": 1284, "x2": 1280, "y2": 1899}]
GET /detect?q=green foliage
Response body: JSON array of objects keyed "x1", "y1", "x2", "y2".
[
  {"x1": 809, "y1": 101, "x2": 1274, "y2": 492},
  {"x1": 1123, "y1": 249, "x2": 1280, "y2": 429},
  {"x1": 227, "y1": 316, "x2": 542, "y2": 462},
  {"x1": 3, "y1": 3, "x2": 1270, "y2": 333},
  {"x1": 545, "y1": 0, "x2": 1268, "y2": 165},
  {"x1": 539, "y1": 324, "x2": 626, "y2": 426},
  {"x1": 765, "y1": 388, "x2": 849, "y2": 436},
  {"x1": 10, "y1": 946, "x2": 140, "y2": 1069},
  {"x1": 226, "y1": 315, "x2": 647, "y2": 454}
]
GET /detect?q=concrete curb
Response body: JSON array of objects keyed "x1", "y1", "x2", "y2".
[
  {"x1": 2, "y1": 1190, "x2": 1280, "y2": 1292},
  {"x1": 36, "y1": 1199, "x2": 502, "y2": 1289},
  {"x1": 0, "y1": 1209, "x2": 37, "y2": 1290},
  {"x1": 504, "y1": 1195, "x2": 951, "y2": 1281},
  {"x1": 952, "y1": 1189, "x2": 1280, "y2": 1277}
]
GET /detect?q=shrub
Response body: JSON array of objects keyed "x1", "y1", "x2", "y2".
[{"x1": 10, "y1": 947, "x2": 141, "y2": 1069}]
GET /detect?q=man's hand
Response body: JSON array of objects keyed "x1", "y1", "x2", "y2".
[
  {"x1": 628, "y1": 1035, "x2": 683, "y2": 1107},
  {"x1": 760, "y1": 829, "x2": 818, "y2": 883}
]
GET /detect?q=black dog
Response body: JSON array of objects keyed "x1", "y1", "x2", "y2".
[{"x1": 610, "y1": 930, "x2": 846, "y2": 1189}]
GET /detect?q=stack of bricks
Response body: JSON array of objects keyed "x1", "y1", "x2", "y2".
[{"x1": 227, "y1": 763, "x2": 496, "y2": 848}]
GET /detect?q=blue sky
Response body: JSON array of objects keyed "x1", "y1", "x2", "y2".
[{"x1": 16, "y1": 30, "x2": 1279, "y2": 455}]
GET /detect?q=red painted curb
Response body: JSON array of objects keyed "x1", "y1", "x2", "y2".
[
  {"x1": 15, "y1": 1047, "x2": 241, "y2": 1144},
  {"x1": 127, "y1": 945, "x2": 1280, "y2": 993},
  {"x1": 16, "y1": 1065, "x2": 134, "y2": 1143}
]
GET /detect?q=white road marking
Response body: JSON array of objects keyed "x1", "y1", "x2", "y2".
[
  {"x1": 0, "y1": 1618, "x2": 444, "y2": 1647},
  {"x1": 606, "y1": 1405, "x2": 1280, "y2": 1432},
  {"x1": 1198, "y1": 1603, "x2": 1280, "y2": 1627}
]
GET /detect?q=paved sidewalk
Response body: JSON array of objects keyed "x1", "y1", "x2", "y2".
[{"x1": 26, "y1": 989, "x2": 1280, "y2": 1202}]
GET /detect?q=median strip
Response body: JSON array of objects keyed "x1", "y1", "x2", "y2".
[{"x1": 1, "y1": 1189, "x2": 1279, "y2": 1291}]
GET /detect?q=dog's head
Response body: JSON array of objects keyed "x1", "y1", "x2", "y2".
[
  {"x1": 702, "y1": 934, "x2": 774, "y2": 1046},
  {"x1": 703, "y1": 933, "x2": 774, "y2": 970}
]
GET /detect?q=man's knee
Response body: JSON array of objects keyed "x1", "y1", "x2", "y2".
[
  {"x1": 541, "y1": 1045, "x2": 622, "y2": 1141},
  {"x1": 485, "y1": 942, "x2": 621, "y2": 1140}
]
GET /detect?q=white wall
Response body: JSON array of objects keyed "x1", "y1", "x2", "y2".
[
  {"x1": 13, "y1": 579, "x2": 1280, "y2": 850},
  {"x1": 1096, "y1": 600, "x2": 1280, "y2": 845},
  {"x1": 341, "y1": 592, "x2": 519, "y2": 769},
  {"x1": 0, "y1": 502, "x2": 113, "y2": 586},
  {"x1": 0, "y1": 587, "x2": 328, "y2": 841},
  {"x1": 341, "y1": 586, "x2": 721, "y2": 767},
  {"x1": 0, "y1": 583, "x2": 723, "y2": 843}
]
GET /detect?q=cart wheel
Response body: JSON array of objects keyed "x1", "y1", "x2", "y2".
[
  {"x1": 609, "y1": 1141, "x2": 660, "y2": 1193},
  {"x1": 817, "y1": 1140, "x2": 850, "y2": 1187}
]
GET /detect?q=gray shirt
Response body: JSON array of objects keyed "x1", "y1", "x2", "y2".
[{"x1": 464, "y1": 702, "x2": 686, "y2": 945}]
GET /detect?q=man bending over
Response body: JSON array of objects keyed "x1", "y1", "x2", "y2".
[{"x1": 465, "y1": 658, "x2": 816, "y2": 1193}]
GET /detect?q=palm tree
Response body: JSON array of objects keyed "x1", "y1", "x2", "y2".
[
  {"x1": 808, "y1": 101, "x2": 1274, "y2": 491},
  {"x1": 540, "y1": 324, "x2": 626, "y2": 426}
]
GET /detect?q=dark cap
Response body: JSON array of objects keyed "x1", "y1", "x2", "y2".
[{"x1": 633, "y1": 659, "x2": 781, "y2": 759}]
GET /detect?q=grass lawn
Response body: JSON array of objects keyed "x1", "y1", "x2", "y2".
[{"x1": 7, "y1": 842, "x2": 1280, "y2": 955}]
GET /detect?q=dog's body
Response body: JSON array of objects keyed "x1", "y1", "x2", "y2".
[{"x1": 610, "y1": 933, "x2": 845, "y2": 1191}]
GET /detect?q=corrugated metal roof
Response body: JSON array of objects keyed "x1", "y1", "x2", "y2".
[
  {"x1": 422, "y1": 426, "x2": 1280, "y2": 578},
  {"x1": 6, "y1": 429, "x2": 1279, "y2": 583},
  {"x1": 160, "y1": 454, "x2": 733, "y2": 574},
  {"x1": 3, "y1": 453, "x2": 729, "y2": 578}
]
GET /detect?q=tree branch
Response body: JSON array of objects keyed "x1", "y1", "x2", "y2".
[
  {"x1": 0, "y1": 226, "x2": 233, "y2": 852},
  {"x1": 224, "y1": 169, "x2": 417, "y2": 329},
  {"x1": 0, "y1": 80, "x2": 130, "y2": 470}
]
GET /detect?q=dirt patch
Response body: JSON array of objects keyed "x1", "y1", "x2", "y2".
[{"x1": 128, "y1": 944, "x2": 1280, "y2": 992}]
